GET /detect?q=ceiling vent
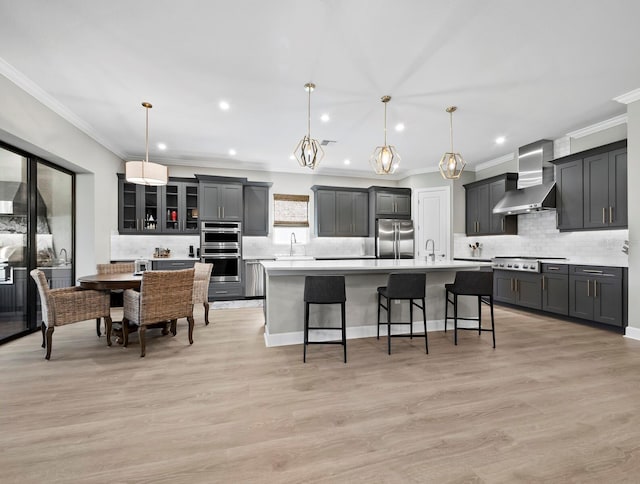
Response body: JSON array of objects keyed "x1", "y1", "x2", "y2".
[{"x1": 320, "y1": 140, "x2": 336, "y2": 146}]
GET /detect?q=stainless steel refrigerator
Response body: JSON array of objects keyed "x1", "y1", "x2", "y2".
[{"x1": 376, "y1": 218, "x2": 415, "y2": 259}]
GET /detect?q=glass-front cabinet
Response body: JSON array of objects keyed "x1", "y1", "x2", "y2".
[{"x1": 118, "y1": 175, "x2": 198, "y2": 234}]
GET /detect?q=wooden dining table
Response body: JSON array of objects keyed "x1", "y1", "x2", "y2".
[{"x1": 77, "y1": 272, "x2": 143, "y2": 345}]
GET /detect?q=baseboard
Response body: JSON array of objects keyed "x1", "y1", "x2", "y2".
[
  {"x1": 624, "y1": 326, "x2": 640, "y2": 341},
  {"x1": 264, "y1": 319, "x2": 479, "y2": 347}
]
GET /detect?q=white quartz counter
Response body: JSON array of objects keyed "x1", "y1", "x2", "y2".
[{"x1": 261, "y1": 258, "x2": 491, "y2": 275}]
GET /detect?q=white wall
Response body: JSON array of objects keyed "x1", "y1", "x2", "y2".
[
  {"x1": 625, "y1": 100, "x2": 639, "y2": 337},
  {"x1": 0, "y1": 74, "x2": 122, "y2": 276}
]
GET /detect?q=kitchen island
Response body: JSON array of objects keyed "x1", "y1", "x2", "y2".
[{"x1": 261, "y1": 259, "x2": 492, "y2": 347}]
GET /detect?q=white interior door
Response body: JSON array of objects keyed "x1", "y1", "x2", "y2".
[{"x1": 414, "y1": 187, "x2": 450, "y2": 259}]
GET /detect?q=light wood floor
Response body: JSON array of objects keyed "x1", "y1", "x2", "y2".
[{"x1": 1, "y1": 304, "x2": 640, "y2": 483}]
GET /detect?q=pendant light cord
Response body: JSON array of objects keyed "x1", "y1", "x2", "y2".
[
  {"x1": 383, "y1": 101, "x2": 387, "y2": 146},
  {"x1": 145, "y1": 105, "x2": 150, "y2": 164},
  {"x1": 307, "y1": 85, "x2": 311, "y2": 138},
  {"x1": 449, "y1": 110, "x2": 454, "y2": 153}
]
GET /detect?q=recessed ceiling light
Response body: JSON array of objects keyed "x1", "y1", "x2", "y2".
[
  {"x1": 395, "y1": 123, "x2": 405, "y2": 132},
  {"x1": 495, "y1": 136, "x2": 506, "y2": 144},
  {"x1": 219, "y1": 100, "x2": 230, "y2": 111},
  {"x1": 344, "y1": 159, "x2": 351, "y2": 165},
  {"x1": 320, "y1": 113, "x2": 330, "y2": 122},
  {"x1": 289, "y1": 155, "x2": 295, "y2": 160},
  {"x1": 157, "y1": 142, "x2": 167, "y2": 150},
  {"x1": 229, "y1": 149, "x2": 236, "y2": 156}
]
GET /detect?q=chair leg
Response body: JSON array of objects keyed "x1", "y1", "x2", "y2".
[
  {"x1": 45, "y1": 326, "x2": 54, "y2": 360},
  {"x1": 387, "y1": 297, "x2": 392, "y2": 355},
  {"x1": 41, "y1": 322, "x2": 46, "y2": 348},
  {"x1": 478, "y1": 296, "x2": 482, "y2": 335},
  {"x1": 376, "y1": 293, "x2": 381, "y2": 340},
  {"x1": 454, "y1": 294, "x2": 458, "y2": 346},
  {"x1": 204, "y1": 302, "x2": 210, "y2": 325},
  {"x1": 139, "y1": 326, "x2": 146, "y2": 357},
  {"x1": 105, "y1": 317, "x2": 113, "y2": 347},
  {"x1": 170, "y1": 319, "x2": 177, "y2": 336},
  {"x1": 122, "y1": 318, "x2": 129, "y2": 347},
  {"x1": 341, "y1": 302, "x2": 347, "y2": 364},
  {"x1": 490, "y1": 296, "x2": 496, "y2": 348},
  {"x1": 188, "y1": 316, "x2": 194, "y2": 345},
  {"x1": 303, "y1": 302, "x2": 309, "y2": 363},
  {"x1": 409, "y1": 299, "x2": 414, "y2": 339},
  {"x1": 96, "y1": 318, "x2": 102, "y2": 337},
  {"x1": 444, "y1": 290, "x2": 449, "y2": 333},
  {"x1": 422, "y1": 298, "x2": 428, "y2": 354}
]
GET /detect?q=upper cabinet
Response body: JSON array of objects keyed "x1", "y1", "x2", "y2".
[
  {"x1": 368, "y1": 187, "x2": 411, "y2": 219},
  {"x1": 199, "y1": 182, "x2": 243, "y2": 221},
  {"x1": 243, "y1": 182, "x2": 271, "y2": 236},
  {"x1": 464, "y1": 173, "x2": 518, "y2": 236},
  {"x1": 554, "y1": 140, "x2": 627, "y2": 231},
  {"x1": 312, "y1": 186, "x2": 369, "y2": 237},
  {"x1": 118, "y1": 175, "x2": 199, "y2": 234}
]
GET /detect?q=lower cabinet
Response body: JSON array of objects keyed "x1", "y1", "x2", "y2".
[
  {"x1": 569, "y1": 266, "x2": 623, "y2": 327},
  {"x1": 209, "y1": 282, "x2": 243, "y2": 300},
  {"x1": 152, "y1": 259, "x2": 197, "y2": 270},
  {"x1": 541, "y1": 264, "x2": 568, "y2": 315},
  {"x1": 493, "y1": 270, "x2": 541, "y2": 310}
]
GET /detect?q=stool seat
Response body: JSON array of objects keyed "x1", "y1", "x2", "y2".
[
  {"x1": 444, "y1": 271, "x2": 495, "y2": 347},
  {"x1": 377, "y1": 272, "x2": 428, "y2": 355},
  {"x1": 303, "y1": 275, "x2": 347, "y2": 363}
]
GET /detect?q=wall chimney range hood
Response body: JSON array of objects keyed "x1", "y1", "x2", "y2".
[{"x1": 493, "y1": 140, "x2": 555, "y2": 215}]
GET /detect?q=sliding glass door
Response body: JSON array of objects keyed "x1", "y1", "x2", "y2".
[{"x1": 0, "y1": 143, "x2": 74, "y2": 343}]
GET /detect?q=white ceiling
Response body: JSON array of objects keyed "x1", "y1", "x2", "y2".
[{"x1": 1, "y1": 0, "x2": 639, "y2": 178}]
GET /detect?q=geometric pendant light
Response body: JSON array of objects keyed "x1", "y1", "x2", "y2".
[
  {"x1": 370, "y1": 95, "x2": 400, "y2": 175},
  {"x1": 125, "y1": 102, "x2": 168, "y2": 186},
  {"x1": 438, "y1": 106, "x2": 466, "y2": 179},
  {"x1": 294, "y1": 82, "x2": 324, "y2": 170}
]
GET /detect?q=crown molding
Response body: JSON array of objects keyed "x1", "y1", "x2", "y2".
[
  {"x1": 0, "y1": 57, "x2": 125, "y2": 159},
  {"x1": 613, "y1": 88, "x2": 640, "y2": 105},
  {"x1": 474, "y1": 152, "x2": 515, "y2": 172},
  {"x1": 566, "y1": 113, "x2": 628, "y2": 139}
]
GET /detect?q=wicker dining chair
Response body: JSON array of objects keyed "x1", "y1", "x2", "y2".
[
  {"x1": 122, "y1": 268, "x2": 196, "y2": 357},
  {"x1": 30, "y1": 269, "x2": 112, "y2": 360},
  {"x1": 192, "y1": 262, "x2": 213, "y2": 325},
  {"x1": 95, "y1": 262, "x2": 135, "y2": 337}
]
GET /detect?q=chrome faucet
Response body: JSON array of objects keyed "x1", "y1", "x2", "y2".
[
  {"x1": 425, "y1": 239, "x2": 435, "y2": 262},
  {"x1": 290, "y1": 232, "x2": 297, "y2": 256},
  {"x1": 59, "y1": 248, "x2": 68, "y2": 264}
]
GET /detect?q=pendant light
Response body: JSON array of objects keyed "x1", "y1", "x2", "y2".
[
  {"x1": 370, "y1": 95, "x2": 400, "y2": 175},
  {"x1": 125, "y1": 102, "x2": 168, "y2": 186},
  {"x1": 294, "y1": 82, "x2": 324, "y2": 170},
  {"x1": 438, "y1": 106, "x2": 466, "y2": 179}
]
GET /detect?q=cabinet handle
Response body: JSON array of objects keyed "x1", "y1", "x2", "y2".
[
  {"x1": 587, "y1": 279, "x2": 591, "y2": 297},
  {"x1": 547, "y1": 266, "x2": 560, "y2": 271},
  {"x1": 542, "y1": 276, "x2": 545, "y2": 291},
  {"x1": 501, "y1": 218, "x2": 505, "y2": 232},
  {"x1": 222, "y1": 207, "x2": 225, "y2": 218},
  {"x1": 594, "y1": 280, "x2": 598, "y2": 298},
  {"x1": 602, "y1": 207, "x2": 606, "y2": 224},
  {"x1": 609, "y1": 206, "x2": 613, "y2": 224},
  {"x1": 583, "y1": 269, "x2": 603, "y2": 274}
]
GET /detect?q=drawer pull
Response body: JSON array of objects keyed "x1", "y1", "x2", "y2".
[
  {"x1": 547, "y1": 266, "x2": 560, "y2": 271},
  {"x1": 583, "y1": 269, "x2": 603, "y2": 274}
]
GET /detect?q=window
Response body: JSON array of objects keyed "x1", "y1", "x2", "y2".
[{"x1": 273, "y1": 194, "x2": 309, "y2": 227}]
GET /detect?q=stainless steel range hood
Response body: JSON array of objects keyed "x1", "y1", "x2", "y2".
[{"x1": 493, "y1": 140, "x2": 555, "y2": 215}]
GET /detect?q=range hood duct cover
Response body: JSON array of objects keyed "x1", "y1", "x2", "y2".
[{"x1": 493, "y1": 140, "x2": 555, "y2": 215}]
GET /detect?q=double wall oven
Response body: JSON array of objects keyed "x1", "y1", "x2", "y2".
[{"x1": 200, "y1": 221, "x2": 242, "y2": 283}]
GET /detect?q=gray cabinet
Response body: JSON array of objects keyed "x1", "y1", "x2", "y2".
[
  {"x1": 541, "y1": 263, "x2": 568, "y2": 315},
  {"x1": 118, "y1": 175, "x2": 198, "y2": 234},
  {"x1": 200, "y1": 182, "x2": 243, "y2": 221},
  {"x1": 368, "y1": 187, "x2": 411, "y2": 219},
  {"x1": 569, "y1": 265, "x2": 623, "y2": 327},
  {"x1": 493, "y1": 270, "x2": 541, "y2": 310},
  {"x1": 152, "y1": 259, "x2": 196, "y2": 270},
  {"x1": 118, "y1": 175, "x2": 162, "y2": 234},
  {"x1": 312, "y1": 186, "x2": 369, "y2": 237},
  {"x1": 243, "y1": 183, "x2": 271, "y2": 236},
  {"x1": 161, "y1": 181, "x2": 199, "y2": 234},
  {"x1": 554, "y1": 140, "x2": 627, "y2": 231},
  {"x1": 465, "y1": 174, "x2": 517, "y2": 236}
]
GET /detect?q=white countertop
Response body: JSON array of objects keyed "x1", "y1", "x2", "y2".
[{"x1": 262, "y1": 258, "x2": 491, "y2": 275}]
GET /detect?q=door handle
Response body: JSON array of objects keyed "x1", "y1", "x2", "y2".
[
  {"x1": 541, "y1": 276, "x2": 545, "y2": 291},
  {"x1": 594, "y1": 280, "x2": 598, "y2": 298},
  {"x1": 602, "y1": 207, "x2": 606, "y2": 224},
  {"x1": 609, "y1": 206, "x2": 613, "y2": 224},
  {"x1": 587, "y1": 279, "x2": 591, "y2": 297}
]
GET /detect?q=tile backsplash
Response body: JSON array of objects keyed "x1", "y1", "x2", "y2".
[{"x1": 455, "y1": 210, "x2": 628, "y2": 262}]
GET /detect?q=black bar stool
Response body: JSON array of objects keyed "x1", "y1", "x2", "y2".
[
  {"x1": 303, "y1": 275, "x2": 347, "y2": 363},
  {"x1": 444, "y1": 271, "x2": 495, "y2": 348},
  {"x1": 377, "y1": 272, "x2": 427, "y2": 355}
]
